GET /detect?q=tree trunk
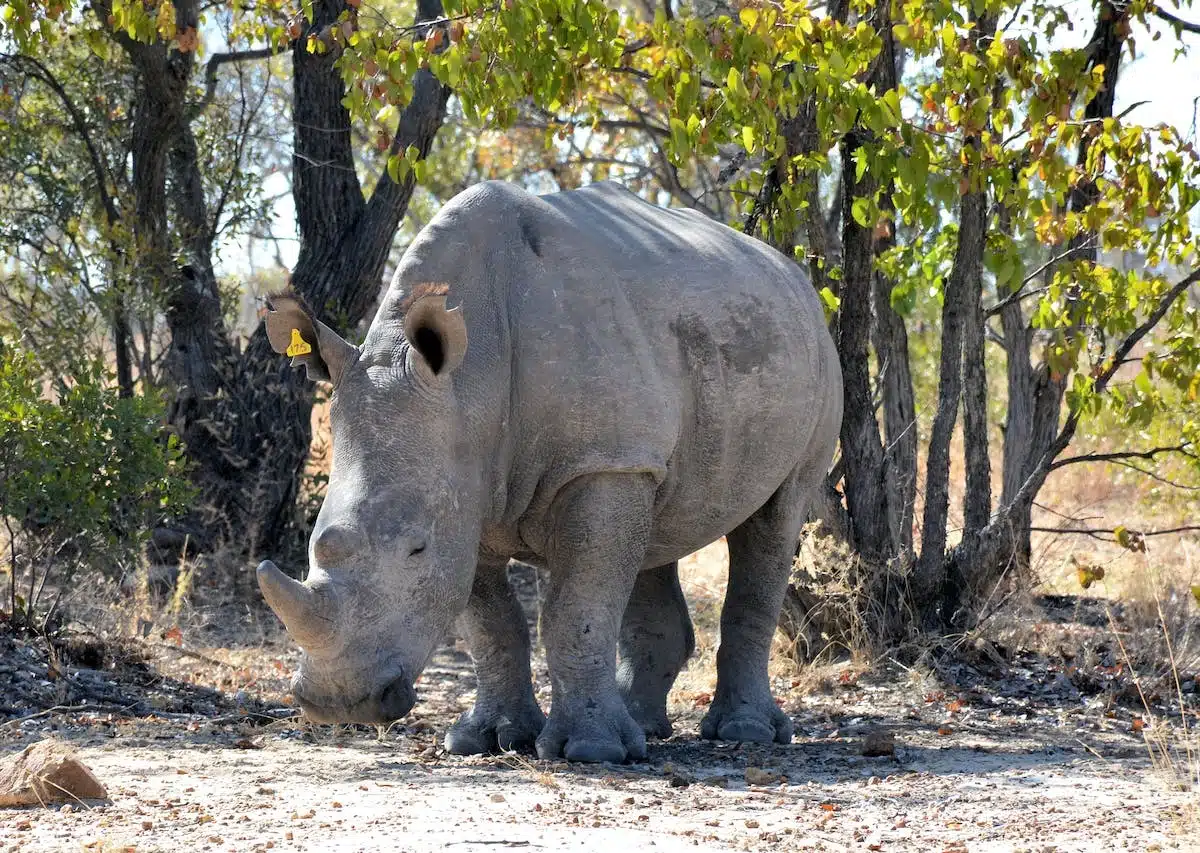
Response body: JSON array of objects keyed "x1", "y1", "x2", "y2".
[
  {"x1": 184, "y1": 0, "x2": 452, "y2": 559},
  {"x1": 833, "y1": 0, "x2": 907, "y2": 565},
  {"x1": 867, "y1": 27, "x2": 917, "y2": 558},
  {"x1": 913, "y1": 12, "x2": 996, "y2": 625},
  {"x1": 111, "y1": 299, "x2": 135, "y2": 398},
  {"x1": 991, "y1": 0, "x2": 1127, "y2": 584}
]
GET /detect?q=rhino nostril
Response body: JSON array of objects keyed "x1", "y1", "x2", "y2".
[
  {"x1": 377, "y1": 675, "x2": 416, "y2": 721},
  {"x1": 313, "y1": 524, "x2": 359, "y2": 566}
]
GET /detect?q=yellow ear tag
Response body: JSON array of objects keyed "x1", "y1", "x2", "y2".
[{"x1": 286, "y1": 328, "x2": 313, "y2": 357}]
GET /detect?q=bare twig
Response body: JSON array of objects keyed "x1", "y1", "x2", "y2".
[
  {"x1": 984, "y1": 240, "x2": 1098, "y2": 318},
  {"x1": 193, "y1": 45, "x2": 288, "y2": 119},
  {"x1": 1053, "y1": 442, "x2": 1198, "y2": 470},
  {"x1": 0, "y1": 703, "x2": 142, "y2": 730},
  {"x1": 1031, "y1": 524, "x2": 1200, "y2": 540}
]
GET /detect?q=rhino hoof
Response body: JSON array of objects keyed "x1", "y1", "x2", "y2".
[
  {"x1": 444, "y1": 706, "x2": 544, "y2": 756},
  {"x1": 627, "y1": 706, "x2": 673, "y2": 740},
  {"x1": 562, "y1": 739, "x2": 633, "y2": 764},
  {"x1": 535, "y1": 701, "x2": 648, "y2": 764},
  {"x1": 700, "y1": 702, "x2": 793, "y2": 745}
]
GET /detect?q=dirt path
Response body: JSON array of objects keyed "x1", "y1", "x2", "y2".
[
  {"x1": 1, "y1": 553, "x2": 1196, "y2": 851},
  {"x1": 0, "y1": 714, "x2": 1191, "y2": 853},
  {"x1": 2, "y1": 637, "x2": 1195, "y2": 853}
]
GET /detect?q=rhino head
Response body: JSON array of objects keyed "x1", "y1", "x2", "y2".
[{"x1": 256, "y1": 287, "x2": 477, "y2": 725}]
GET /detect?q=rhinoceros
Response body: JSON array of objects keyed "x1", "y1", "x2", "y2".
[{"x1": 257, "y1": 180, "x2": 842, "y2": 763}]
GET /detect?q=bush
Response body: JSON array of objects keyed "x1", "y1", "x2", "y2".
[{"x1": 0, "y1": 338, "x2": 193, "y2": 631}]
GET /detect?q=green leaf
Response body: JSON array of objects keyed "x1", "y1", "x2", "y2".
[{"x1": 851, "y1": 197, "x2": 872, "y2": 228}]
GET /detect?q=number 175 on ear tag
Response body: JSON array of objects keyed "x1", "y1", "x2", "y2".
[{"x1": 286, "y1": 329, "x2": 312, "y2": 357}]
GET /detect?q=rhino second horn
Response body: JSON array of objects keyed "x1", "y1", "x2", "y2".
[{"x1": 256, "y1": 560, "x2": 333, "y2": 650}]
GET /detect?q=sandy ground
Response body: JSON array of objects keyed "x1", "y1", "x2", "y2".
[
  {"x1": 0, "y1": 702, "x2": 1193, "y2": 853},
  {"x1": 1, "y1": 545, "x2": 1197, "y2": 852}
]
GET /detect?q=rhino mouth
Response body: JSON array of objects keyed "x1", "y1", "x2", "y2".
[{"x1": 294, "y1": 671, "x2": 417, "y2": 726}]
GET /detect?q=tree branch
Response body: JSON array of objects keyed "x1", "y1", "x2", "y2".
[
  {"x1": 1012, "y1": 265, "x2": 1200, "y2": 512},
  {"x1": 1031, "y1": 524, "x2": 1200, "y2": 540},
  {"x1": 984, "y1": 241, "x2": 1097, "y2": 317},
  {"x1": 1153, "y1": 5, "x2": 1200, "y2": 35},
  {"x1": 1052, "y1": 443, "x2": 1197, "y2": 469},
  {"x1": 192, "y1": 45, "x2": 288, "y2": 119},
  {"x1": 1, "y1": 53, "x2": 119, "y2": 226}
]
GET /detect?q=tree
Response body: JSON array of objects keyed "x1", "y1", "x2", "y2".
[
  {"x1": 2, "y1": 0, "x2": 450, "y2": 559},
  {"x1": 312, "y1": 0, "x2": 1200, "y2": 639},
  {"x1": 4, "y1": 0, "x2": 1199, "y2": 642}
]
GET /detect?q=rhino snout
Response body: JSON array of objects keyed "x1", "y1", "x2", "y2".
[{"x1": 294, "y1": 670, "x2": 417, "y2": 726}]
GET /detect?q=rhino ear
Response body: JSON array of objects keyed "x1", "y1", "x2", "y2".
[
  {"x1": 402, "y1": 284, "x2": 468, "y2": 378},
  {"x1": 264, "y1": 292, "x2": 359, "y2": 386}
]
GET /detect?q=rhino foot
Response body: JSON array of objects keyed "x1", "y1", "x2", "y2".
[
  {"x1": 700, "y1": 695, "x2": 793, "y2": 745},
  {"x1": 622, "y1": 697, "x2": 673, "y2": 739},
  {"x1": 445, "y1": 702, "x2": 546, "y2": 756},
  {"x1": 535, "y1": 696, "x2": 648, "y2": 764}
]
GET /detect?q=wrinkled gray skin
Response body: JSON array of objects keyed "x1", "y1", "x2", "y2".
[{"x1": 258, "y1": 180, "x2": 842, "y2": 763}]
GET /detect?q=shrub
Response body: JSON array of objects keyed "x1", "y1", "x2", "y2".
[{"x1": 0, "y1": 338, "x2": 193, "y2": 631}]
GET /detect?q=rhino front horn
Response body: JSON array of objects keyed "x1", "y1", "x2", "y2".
[{"x1": 256, "y1": 560, "x2": 334, "y2": 650}]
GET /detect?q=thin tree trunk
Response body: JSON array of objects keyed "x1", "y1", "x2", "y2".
[
  {"x1": 914, "y1": 13, "x2": 996, "y2": 618},
  {"x1": 112, "y1": 299, "x2": 135, "y2": 398},
  {"x1": 836, "y1": 130, "x2": 892, "y2": 562},
  {"x1": 995, "y1": 1, "x2": 1127, "y2": 579},
  {"x1": 829, "y1": 0, "x2": 897, "y2": 564},
  {"x1": 867, "y1": 27, "x2": 917, "y2": 557}
]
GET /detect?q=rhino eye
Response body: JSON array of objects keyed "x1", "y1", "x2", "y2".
[{"x1": 408, "y1": 543, "x2": 427, "y2": 557}]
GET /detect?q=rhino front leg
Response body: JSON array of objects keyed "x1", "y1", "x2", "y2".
[
  {"x1": 445, "y1": 559, "x2": 546, "y2": 755},
  {"x1": 536, "y1": 473, "x2": 654, "y2": 764},
  {"x1": 617, "y1": 562, "x2": 695, "y2": 738},
  {"x1": 701, "y1": 465, "x2": 815, "y2": 745}
]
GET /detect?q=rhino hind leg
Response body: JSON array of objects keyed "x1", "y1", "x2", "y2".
[
  {"x1": 701, "y1": 464, "x2": 817, "y2": 746},
  {"x1": 445, "y1": 560, "x2": 546, "y2": 755},
  {"x1": 535, "y1": 473, "x2": 656, "y2": 764},
  {"x1": 617, "y1": 562, "x2": 695, "y2": 738}
]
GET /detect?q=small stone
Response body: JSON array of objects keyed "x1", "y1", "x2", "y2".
[
  {"x1": 490, "y1": 793, "x2": 506, "y2": 803},
  {"x1": 744, "y1": 819, "x2": 760, "y2": 829},
  {"x1": 0, "y1": 740, "x2": 108, "y2": 806},
  {"x1": 861, "y1": 729, "x2": 895, "y2": 758},
  {"x1": 744, "y1": 767, "x2": 783, "y2": 786}
]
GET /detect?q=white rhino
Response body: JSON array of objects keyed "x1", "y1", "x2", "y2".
[{"x1": 258, "y1": 180, "x2": 842, "y2": 763}]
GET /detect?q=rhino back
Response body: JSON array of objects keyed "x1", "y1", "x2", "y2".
[{"x1": 386, "y1": 181, "x2": 840, "y2": 564}]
